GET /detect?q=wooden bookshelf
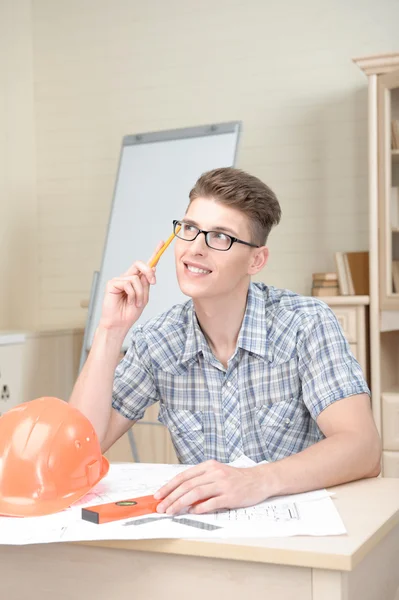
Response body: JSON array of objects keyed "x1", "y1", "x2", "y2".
[{"x1": 354, "y1": 52, "x2": 399, "y2": 479}]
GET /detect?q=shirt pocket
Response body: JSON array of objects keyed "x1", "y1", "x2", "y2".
[
  {"x1": 254, "y1": 396, "x2": 320, "y2": 462},
  {"x1": 158, "y1": 404, "x2": 205, "y2": 464},
  {"x1": 155, "y1": 371, "x2": 211, "y2": 412},
  {"x1": 241, "y1": 357, "x2": 301, "y2": 410}
]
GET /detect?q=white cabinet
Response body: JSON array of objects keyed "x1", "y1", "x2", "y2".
[
  {"x1": 354, "y1": 53, "x2": 399, "y2": 476},
  {"x1": 382, "y1": 451, "x2": 399, "y2": 477},
  {"x1": 324, "y1": 297, "x2": 369, "y2": 382},
  {"x1": 0, "y1": 328, "x2": 84, "y2": 417},
  {"x1": 333, "y1": 307, "x2": 358, "y2": 343},
  {"x1": 21, "y1": 328, "x2": 83, "y2": 402},
  {"x1": 382, "y1": 392, "x2": 399, "y2": 450},
  {"x1": 0, "y1": 332, "x2": 26, "y2": 416}
]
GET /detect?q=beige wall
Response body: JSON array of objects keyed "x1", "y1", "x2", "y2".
[
  {"x1": 0, "y1": 0, "x2": 38, "y2": 330},
  {"x1": 2, "y1": 1, "x2": 399, "y2": 330}
]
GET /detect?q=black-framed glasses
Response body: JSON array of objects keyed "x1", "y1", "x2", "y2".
[{"x1": 173, "y1": 220, "x2": 260, "y2": 252}]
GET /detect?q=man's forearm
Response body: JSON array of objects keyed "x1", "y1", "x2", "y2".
[
  {"x1": 259, "y1": 432, "x2": 382, "y2": 498},
  {"x1": 69, "y1": 326, "x2": 125, "y2": 442}
]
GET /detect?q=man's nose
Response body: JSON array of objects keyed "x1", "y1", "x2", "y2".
[{"x1": 190, "y1": 231, "x2": 208, "y2": 253}]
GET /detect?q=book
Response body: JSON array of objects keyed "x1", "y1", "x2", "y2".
[
  {"x1": 312, "y1": 281, "x2": 340, "y2": 289},
  {"x1": 334, "y1": 252, "x2": 349, "y2": 295},
  {"x1": 334, "y1": 251, "x2": 369, "y2": 295},
  {"x1": 346, "y1": 252, "x2": 369, "y2": 295},
  {"x1": 343, "y1": 254, "x2": 355, "y2": 295},
  {"x1": 312, "y1": 272, "x2": 338, "y2": 282},
  {"x1": 312, "y1": 286, "x2": 339, "y2": 297},
  {"x1": 313, "y1": 280, "x2": 339, "y2": 290}
]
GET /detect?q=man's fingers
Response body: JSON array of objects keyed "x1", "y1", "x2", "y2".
[
  {"x1": 107, "y1": 275, "x2": 151, "y2": 308},
  {"x1": 123, "y1": 241, "x2": 164, "y2": 277},
  {"x1": 108, "y1": 278, "x2": 134, "y2": 296},
  {"x1": 123, "y1": 282, "x2": 135, "y2": 305},
  {"x1": 129, "y1": 275, "x2": 146, "y2": 307},
  {"x1": 118, "y1": 241, "x2": 164, "y2": 281},
  {"x1": 122, "y1": 264, "x2": 138, "y2": 277},
  {"x1": 154, "y1": 464, "x2": 206, "y2": 501},
  {"x1": 148, "y1": 240, "x2": 165, "y2": 266},
  {"x1": 163, "y1": 483, "x2": 219, "y2": 516},
  {"x1": 156, "y1": 473, "x2": 215, "y2": 514},
  {"x1": 123, "y1": 261, "x2": 156, "y2": 284},
  {"x1": 141, "y1": 274, "x2": 150, "y2": 306},
  {"x1": 189, "y1": 496, "x2": 228, "y2": 515}
]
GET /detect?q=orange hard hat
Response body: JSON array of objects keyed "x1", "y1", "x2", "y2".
[{"x1": 0, "y1": 397, "x2": 109, "y2": 517}]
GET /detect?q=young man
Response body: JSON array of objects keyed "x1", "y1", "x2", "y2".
[{"x1": 70, "y1": 167, "x2": 381, "y2": 516}]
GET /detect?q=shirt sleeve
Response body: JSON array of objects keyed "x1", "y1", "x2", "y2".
[
  {"x1": 297, "y1": 306, "x2": 371, "y2": 420},
  {"x1": 112, "y1": 327, "x2": 159, "y2": 421}
]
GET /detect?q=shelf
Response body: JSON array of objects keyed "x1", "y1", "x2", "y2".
[
  {"x1": 380, "y1": 310, "x2": 399, "y2": 332},
  {"x1": 316, "y1": 295, "x2": 369, "y2": 306},
  {"x1": 381, "y1": 386, "x2": 399, "y2": 396},
  {"x1": 393, "y1": 150, "x2": 399, "y2": 164}
]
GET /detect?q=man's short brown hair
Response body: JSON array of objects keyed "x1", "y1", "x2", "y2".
[{"x1": 188, "y1": 167, "x2": 281, "y2": 246}]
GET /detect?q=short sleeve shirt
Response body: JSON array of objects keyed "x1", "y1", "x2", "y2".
[{"x1": 112, "y1": 283, "x2": 370, "y2": 464}]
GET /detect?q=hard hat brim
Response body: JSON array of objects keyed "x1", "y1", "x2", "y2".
[{"x1": 0, "y1": 456, "x2": 110, "y2": 518}]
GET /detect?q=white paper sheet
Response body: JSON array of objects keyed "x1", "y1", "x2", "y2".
[{"x1": 0, "y1": 458, "x2": 346, "y2": 545}]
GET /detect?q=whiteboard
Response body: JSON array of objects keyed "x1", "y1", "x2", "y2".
[{"x1": 85, "y1": 122, "x2": 241, "y2": 350}]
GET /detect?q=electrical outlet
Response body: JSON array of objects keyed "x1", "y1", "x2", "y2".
[{"x1": 1, "y1": 384, "x2": 10, "y2": 401}]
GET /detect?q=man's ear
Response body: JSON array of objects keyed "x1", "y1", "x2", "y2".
[{"x1": 248, "y1": 246, "x2": 269, "y2": 275}]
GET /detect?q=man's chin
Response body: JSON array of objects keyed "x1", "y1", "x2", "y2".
[{"x1": 178, "y1": 280, "x2": 212, "y2": 300}]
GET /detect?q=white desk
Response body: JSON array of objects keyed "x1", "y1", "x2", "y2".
[{"x1": 1, "y1": 477, "x2": 398, "y2": 600}]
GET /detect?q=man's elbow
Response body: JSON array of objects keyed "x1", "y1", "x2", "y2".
[
  {"x1": 368, "y1": 458, "x2": 381, "y2": 478},
  {"x1": 364, "y1": 433, "x2": 382, "y2": 478}
]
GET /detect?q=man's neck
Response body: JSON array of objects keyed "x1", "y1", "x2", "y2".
[{"x1": 193, "y1": 281, "x2": 250, "y2": 368}]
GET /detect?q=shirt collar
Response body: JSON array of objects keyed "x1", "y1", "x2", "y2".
[
  {"x1": 180, "y1": 302, "x2": 205, "y2": 365},
  {"x1": 237, "y1": 283, "x2": 268, "y2": 359},
  {"x1": 180, "y1": 283, "x2": 268, "y2": 365}
]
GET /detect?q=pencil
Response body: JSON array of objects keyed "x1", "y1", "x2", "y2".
[{"x1": 149, "y1": 225, "x2": 181, "y2": 268}]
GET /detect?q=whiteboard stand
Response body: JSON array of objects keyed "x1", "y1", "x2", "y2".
[
  {"x1": 79, "y1": 121, "x2": 241, "y2": 463},
  {"x1": 79, "y1": 270, "x2": 99, "y2": 372},
  {"x1": 127, "y1": 428, "x2": 139, "y2": 463}
]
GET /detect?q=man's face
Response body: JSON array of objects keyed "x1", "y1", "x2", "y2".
[{"x1": 174, "y1": 197, "x2": 264, "y2": 300}]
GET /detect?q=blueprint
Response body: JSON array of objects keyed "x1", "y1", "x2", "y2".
[{"x1": 0, "y1": 457, "x2": 346, "y2": 545}]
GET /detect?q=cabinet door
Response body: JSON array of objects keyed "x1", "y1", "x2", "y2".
[
  {"x1": 349, "y1": 343, "x2": 358, "y2": 360},
  {"x1": 382, "y1": 393, "x2": 399, "y2": 450},
  {"x1": 332, "y1": 307, "x2": 357, "y2": 342},
  {"x1": 0, "y1": 343, "x2": 25, "y2": 416},
  {"x1": 378, "y1": 67, "x2": 399, "y2": 309},
  {"x1": 329, "y1": 305, "x2": 368, "y2": 379},
  {"x1": 383, "y1": 451, "x2": 399, "y2": 477}
]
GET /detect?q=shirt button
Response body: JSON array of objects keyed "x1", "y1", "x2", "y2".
[
  {"x1": 284, "y1": 418, "x2": 291, "y2": 426},
  {"x1": 226, "y1": 382, "x2": 232, "y2": 388}
]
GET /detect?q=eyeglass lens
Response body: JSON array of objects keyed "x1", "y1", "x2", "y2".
[{"x1": 175, "y1": 222, "x2": 231, "y2": 250}]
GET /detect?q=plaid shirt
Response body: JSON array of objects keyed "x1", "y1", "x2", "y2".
[{"x1": 112, "y1": 283, "x2": 370, "y2": 464}]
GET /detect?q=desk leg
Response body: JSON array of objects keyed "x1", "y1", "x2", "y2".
[
  {"x1": 312, "y1": 570, "x2": 346, "y2": 600},
  {"x1": 313, "y1": 522, "x2": 399, "y2": 600}
]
